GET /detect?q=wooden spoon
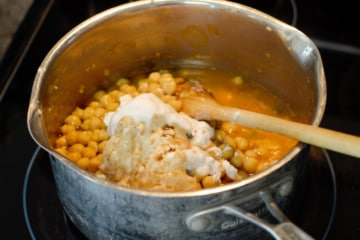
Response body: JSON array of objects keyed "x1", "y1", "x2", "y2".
[{"x1": 182, "y1": 96, "x2": 360, "y2": 158}]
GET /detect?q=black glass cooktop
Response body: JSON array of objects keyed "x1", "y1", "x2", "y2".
[{"x1": 1, "y1": 0, "x2": 360, "y2": 239}]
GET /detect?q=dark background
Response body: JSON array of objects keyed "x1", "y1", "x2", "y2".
[{"x1": 1, "y1": 0, "x2": 359, "y2": 239}]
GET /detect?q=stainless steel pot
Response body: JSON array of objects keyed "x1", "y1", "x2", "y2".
[{"x1": 27, "y1": 0, "x2": 326, "y2": 239}]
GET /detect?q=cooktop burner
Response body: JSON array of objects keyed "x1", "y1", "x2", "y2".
[{"x1": 22, "y1": 147, "x2": 336, "y2": 240}]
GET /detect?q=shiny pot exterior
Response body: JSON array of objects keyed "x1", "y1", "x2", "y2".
[
  {"x1": 27, "y1": 0, "x2": 326, "y2": 239},
  {"x1": 49, "y1": 146, "x2": 309, "y2": 240}
]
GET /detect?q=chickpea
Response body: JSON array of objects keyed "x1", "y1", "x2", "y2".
[
  {"x1": 235, "y1": 170, "x2": 249, "y2": 181},
  {"x1": 220, "y1": 143, "x2": 234, "y2": 159},
  {"x1": 230, "y1": 150, "x2": 244, "y2": 168},
  {"x1": 235, "y1": 136, "x2": 249, "y2": 151},
  {"x1": 214, "y1": 129, "x2": 226, "y2": 143},
  {"x1": 243, "y1": 156, "x2": 258, "y2": 173},
  {"x1": 245, "y1": 149, "x2": 256, "y2": 157},
  {"x1": 159, "y1": 72, "x2": 173, "y2": 82},
  {"x1": 138, "y1": 80, "x2": 148, "y2": 93},
  {"x1": 97, "y1": 129, "x2": 109, "y2": 142},
  {"x1": 202, "y1": 175, "x2": 220, "y2": 188},
  {"x1": 55, "y1": 148, "x2": 68, "y2": 157},
  {"x1": 120, "y1": 84, "x2": 136, "y2": 94},
  {"x1": 109, "y1": 90, "x2": 122, "y2": 100},
  {"x1": 93, "y1": 90, "x2": 106, "y2": 101},
  {"x1": 81, "y1": 119, "x2": 91, "y2": 130},
  {"x1": 148, "y1": 72, "x2": 161, "y2": 82},
  {"x1": 98, "y1": 141, "x2": 107, "y2": 152},
  {"x1": 106, "y1": 102, "x2": 119, "y2": 112},
  {"x1": 56, "y1": 136, "x2": 67, "y2": 148},
  {"x1": 83, "y1": 107, "x2": 96, "y2": 120},
  {"x1": 72, "y1": 107, "x2": 84, "y2": 120},
  {"x1": 83, "y1": 147, "x2": 96, "y2": 159},
  {"x1": 77, "y1": 157, "x2": 90, "y2": 169},
  {"x1": 87, "y1": 141, "x2": 99, "y2": 152},
  {"x1": 161, "y1": 78, "x2": 177, "y2": 95},
  {"x1": 89, "y1": 117, "x2": 105, "y2": 130},
  {"x1": 77, "y1": 131, "x2": 92, "y2": 145},
  {"x1": 67, "y1": 151, "x2": 82, "y2": 163},
  {"x1": 61, "y1": 124, "x2": 76, "y2": 135},
  {"x1": 223, "y1": 135, "x2": 236, "y2": 149},
  {"x1": 89, "y1": 101, "x2": 100, "y2": 108},
  {"x1": 94, "y1": 107, "x2": 107, "y2": 119},
  {"x1": 64, "y1": 115, "x2": 81, "y2": 128},
  {"x1": 65, "y1": 131, "x2": 78, "y2": 145},
  {"x1": 69, "y1": 143, "x2": 85, "y2": 154},
  {"x1": 89, "y1": 154, "x2": 102, "y2": 172},
  {"x1": 115, "y1": 78, "x2": 129, "y2": 88},
  {"x1": 91, "y1": 129, "x2": 101, "y2": 142}
]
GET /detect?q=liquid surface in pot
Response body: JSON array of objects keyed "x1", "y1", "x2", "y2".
[{"x1": 53, "y1": 70, "x2": 298, "y2": 191}]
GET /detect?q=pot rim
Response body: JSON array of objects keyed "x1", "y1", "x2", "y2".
[{"x1": 27, "y1": 0, "x2": 327, "y2": 198}]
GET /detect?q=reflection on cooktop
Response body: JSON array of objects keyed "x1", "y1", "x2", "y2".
[{"x1": 22, "y1": 147, "x2": 336, "y2": 240}]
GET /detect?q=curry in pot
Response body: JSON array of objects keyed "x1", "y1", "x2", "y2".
[{"x1": 53, "y1": 70, "x2": 298, "y2": 191}]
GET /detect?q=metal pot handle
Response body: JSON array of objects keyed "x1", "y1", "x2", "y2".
[
  {"x1": 224, "y1": 190, "x2": 314, "y2": 240},
  {"x1": 186, "y1": 190, "x2": 315, "y2": 240}
]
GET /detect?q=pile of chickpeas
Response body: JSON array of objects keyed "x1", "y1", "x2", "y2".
[{"x1": 54, "y1": 70, "x2": 292, "y2": 187}]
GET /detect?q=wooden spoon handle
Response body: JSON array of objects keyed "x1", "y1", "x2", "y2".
[{"x1": 182, "y1": 97, "x2": 360, "y2": 158}]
